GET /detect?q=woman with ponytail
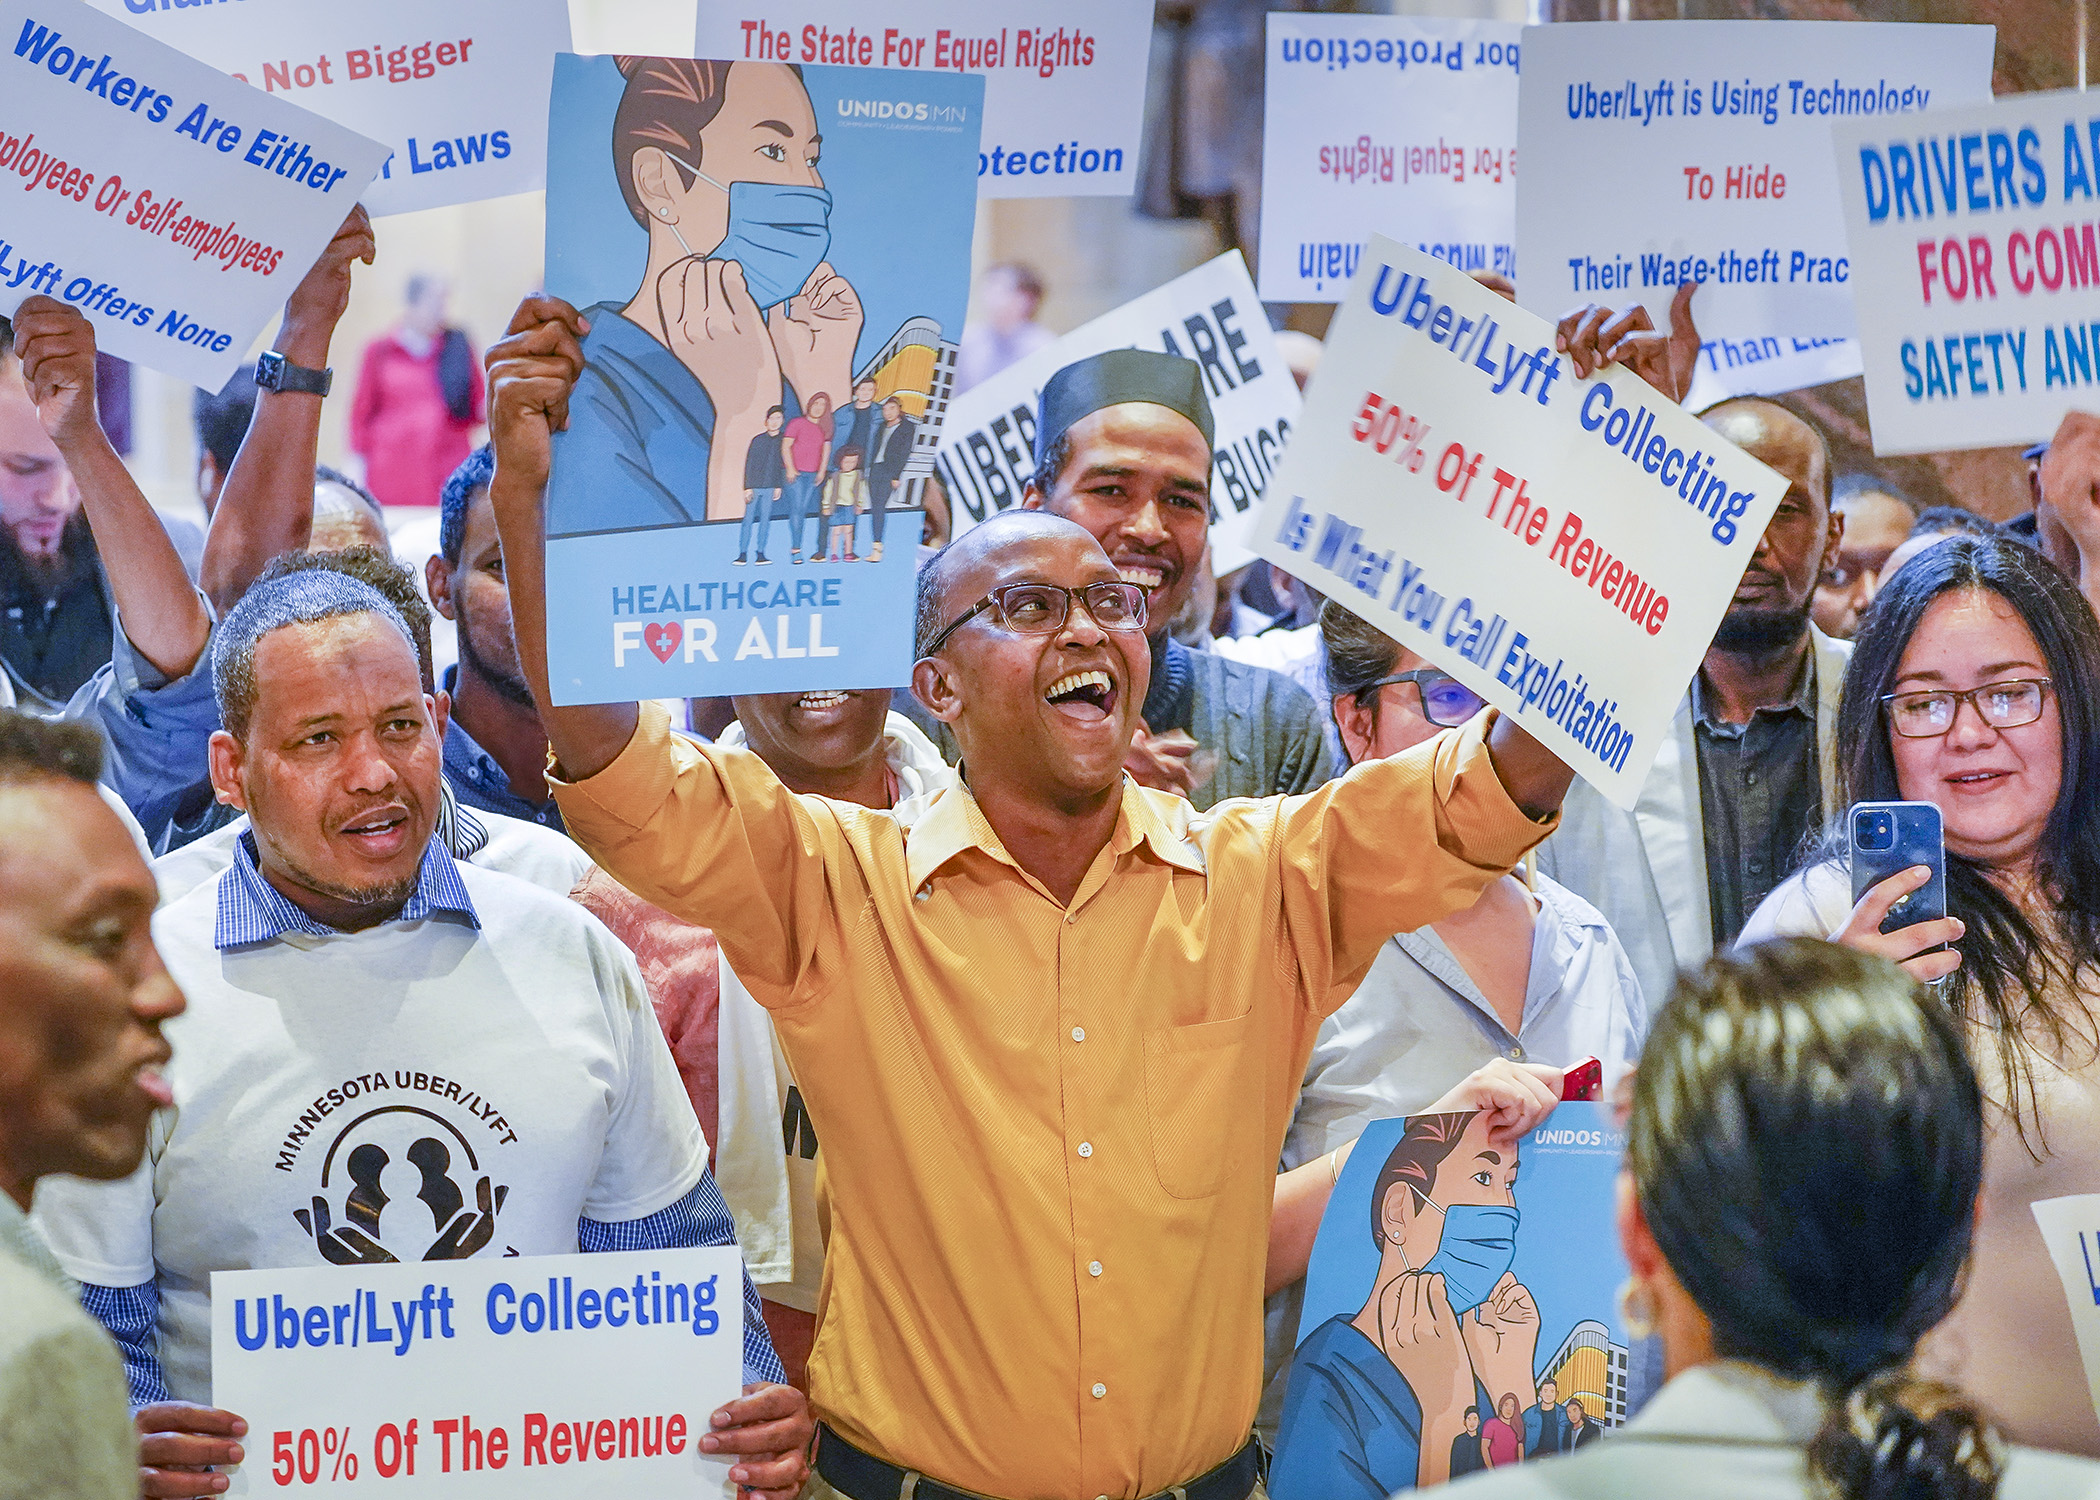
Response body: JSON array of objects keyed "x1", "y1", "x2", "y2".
[{"x1": 1445, "y1": 941, "x2": 2100, "y2": 1499}]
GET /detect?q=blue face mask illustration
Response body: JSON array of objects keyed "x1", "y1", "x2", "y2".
[
  {"x1": 1399, "y1": 1192, "x2": 1519, "y2": 1316},
  {"x1": 662, "y1": 152, "x2": 832, "y2": 311}
]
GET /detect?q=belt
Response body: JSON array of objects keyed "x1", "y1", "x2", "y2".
[{"x1": 814, "y1": 1425, "x2": 1260, "y2": 1500}]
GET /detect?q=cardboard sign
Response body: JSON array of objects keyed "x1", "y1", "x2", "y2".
[
  {"x1": 932, "y1": 251, "x2": 1299, "y2": 574},
  {"x1": 0, "y1": 0, "x2": 386, "y2": 387},
  {"x1": 1833, "y1": 88, "x2": 2100, "y2": 454},
  {"x1": 540, "y1": 54, "x2": 981, "y2": 706},
  {"x1": 87, "y1": 0, "x2": 567, "y2": 217},
  {"x1": 2033, "y1": 1195, "x2": 2100, "y2": 1427},
  {"x1": 1258, "y1": 15, "x2": 1519, "y2": 304},
  {"x1": 1271, "y1": 1105, "x2": 1634, "y2": 1494},
  {"x1": 1516, "y1": 21, "x2": 1993, "y2": 350},
  {"x1": 694, "y1": 0, "x2": 1151, "y2": 199},
  {"x1": 211, "y1": 1248, "x2": 746, "y2": 1499},
  {"x1": 1253, "y1": 238, "x2": 1786, "y2": 810}
]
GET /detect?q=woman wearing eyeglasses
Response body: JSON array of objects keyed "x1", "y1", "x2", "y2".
[
  {"x1": 1256, "y1": 601, "x2": 1649, "y2": 1455},
  {"x1": 1739, "y1": 534, "x2": 2100, "y2": 1457}
]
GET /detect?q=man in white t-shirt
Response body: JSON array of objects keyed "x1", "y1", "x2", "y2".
[{"x1": 34, "y1": 570, "x2": 812, "y2": 1500}]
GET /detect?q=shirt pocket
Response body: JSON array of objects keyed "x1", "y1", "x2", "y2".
[{"x1": 1143, "y1": 1010, "x2": 1256, "y2": 1200}]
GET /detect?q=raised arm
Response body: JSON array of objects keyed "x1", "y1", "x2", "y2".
[
  {"x1": 483, "y1": 295, "x2": 638, "y2": 778},
  {"x1": 199, "y1": 206, "x2": 376, "y2": 614},
  {"x1": 12, "y1": 299, "x2": 209, "y2": 679}
]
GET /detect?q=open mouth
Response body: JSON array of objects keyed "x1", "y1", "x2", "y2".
[
  {"x1": 1946, "y1": 769, "x2": 2013, "y2": 791},
  {"x1": 795, "y1": 690, "x2": 851, "y2": 710},
  {"x1": 339, "y1": 809, "x2": 411, "y2": 856},
  {"x1": 1117, "y1": 562, "x2": 1168, "y2": 593},
  {"x1": 1046, "y1": 669, "x2": 1118, "y2": 721}
]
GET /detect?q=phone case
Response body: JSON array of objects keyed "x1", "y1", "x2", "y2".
[{"x1": 1849, "y1": 801, "x2": 1947, "y2": 936}]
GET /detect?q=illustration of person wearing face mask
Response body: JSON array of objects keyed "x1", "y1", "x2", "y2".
[
  {"x1": 548, "y1": 57, "x2": 864, "y2": 536},
  {"x1": 1270, "y1": 1111, "x2": 1540, "y2": 1497}
]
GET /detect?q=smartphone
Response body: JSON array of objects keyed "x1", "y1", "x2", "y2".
[
  {"x1": 1849, "y1": 801, "x2": 1947, "y2": 936},
  {"x1": 1560, "y1": 1057, "x2": 1602, "y2": 1102}
]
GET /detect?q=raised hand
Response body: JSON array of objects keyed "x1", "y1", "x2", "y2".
[
  {"x1": 1124, "y1": 722, "x2": 1205, "y2": 800},
  {"x1": 281, "y1": 204, "x2": 375, "y2": 360},
  {"x1": 1378, "y1": 1270, "x2": 1475, "y2": 1427},
  {"x1": 1555, "y1": 280, "x2": 1702, "y2": 401},
  {"x1": 485, "y1": 295, "x2": 591, "y2": 495},
  {"x1": 659, "y1": 256, "x2": 783, "y2": 433},
  {"x1": 1829, "y1": 865, "x2": 1964, "y2": 983},
  {"x1": 11, "y1": 295, "x2": 102, "y2": 452},
  {"x1": 1460, "y1": 1270, "x2": 1542, "y2": 1415}
]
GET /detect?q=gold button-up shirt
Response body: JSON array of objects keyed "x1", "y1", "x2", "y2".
[{"x1": 552, "y1": 704, "x2": 1551, "y2": 1499}]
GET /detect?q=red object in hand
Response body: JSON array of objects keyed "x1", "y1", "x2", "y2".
[{"x1": 1561, "y1": 1057, "x2": 1602, "y2": 1102}]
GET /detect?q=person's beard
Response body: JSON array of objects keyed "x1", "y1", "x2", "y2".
[
  {"x1": 1711, "y1": 598, "x2": 1813, "y2": 654},
  {"x1": 456, "y1": 597, "x2": 536, "y2": 708}
]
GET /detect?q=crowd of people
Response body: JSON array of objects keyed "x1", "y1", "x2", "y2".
[{"x1": 7, "y1": 197, "x2": 2100, "y2": 1500}]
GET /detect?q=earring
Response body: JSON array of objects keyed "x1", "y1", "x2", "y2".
[
  {"x1": 659, "y1": 208, "x2": 673, "y2": 220},
  {"x1": 1616, "y1": 1277, "x2": 1656, "y2": 1340}
]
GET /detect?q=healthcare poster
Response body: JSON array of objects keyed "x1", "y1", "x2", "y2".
[
  {"x1": 1270, "y1": 1105, "x2": 1631, "y2": 1495},
  {"x1": 540, "y1": 54, "x2": 981, "y2": 706},
  {"x1": 0, "y1": 0, "x2": 387, "y2": 388},
  {"x1": 1253, "y1": 237, "x2": 1786, "y2": 811},
  {"x1": 87, "y1": 0, "x2": 568, "y2": 217},
  {"x1": 1516, "y1": 21, "x2": 1994, "y2": 354},
  {"x1": 212, "y1": 1248, "x2": 747, "y2": 1498},
  {"x1": 1834, "y1": 88, "x2": 2100, "y2": 455},
  {"x1": 1259, "y1": 15, "x2": 1520, "y2": 304},
  {"x1": 694, "y1": 0, "x2": 1151, "y2": 199},
  {"x1": 933, "y1": 251, "x2": 1299, "y2": 574}
]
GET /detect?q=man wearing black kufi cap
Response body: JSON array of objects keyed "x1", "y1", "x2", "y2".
[{"x1": 1020, "y1": 348, "x2": 1334, "y2": 808}]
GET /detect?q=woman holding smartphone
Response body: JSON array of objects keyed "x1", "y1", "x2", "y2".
[{"x1": 1739, "y1": 534, "x2": 2100, "y2": 1456}]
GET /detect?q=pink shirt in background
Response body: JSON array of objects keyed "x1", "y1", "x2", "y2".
[
  {"x1": 784, "y1": 415, "x2": 826, "y2": 475},
  {"x1": 1482, "y1": 1417, "x2": 1522, "y2": 1467}
]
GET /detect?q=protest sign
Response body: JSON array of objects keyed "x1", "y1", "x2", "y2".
[
  {"x1": 1253, "y1": 238, "x2": 1786, "y2": 810},
  {"x1": 1258, "y1": 15, "x2": 1519, "y2": 304},
  {"x1": 694, "y1": 1, "x2": 1150, "y2": 199},
  {"x1": 2032, "y1": 1196, "x2": 2100, "y2": 1425},
  {"x1": 540, "y1": 54, "x2": 980, "y2": 706},
  {"x1": 87, "y1": 0, "x2": 567, "y2": 217},
  {"x1": 1833, "y1": 88, "x2": 2100, "y2": 455},
  {"x1": 1685, "y1": 333, "x2": 1860, "y2": 408},
  {"x1": 0, "y1": 0, "x2": 386, "y2": 388},
  {"x1": 1270, "y1": 1104, "x2": 1634, "y2": 1494},
  {"x1": 212, "y1": 1249, "x2": 745, "y2": 1498},
  {"x1": 933, "y1": 251, "x2": 1298, "y2": 573},
  {"x1": 1516, "y1": 21, "x2": 1993, "y2": 353}
]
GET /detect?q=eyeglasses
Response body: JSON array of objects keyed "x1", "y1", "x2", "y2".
[
  {"x1": 923, "y1": 581, "x2": 1148, "y2": 656},
  {"x1": 1366, "y1": 668, "x2": 1487, "y2": 729},
  {"x1": 1880, "y1": 678, "x2": 2052, "y2": 738}
]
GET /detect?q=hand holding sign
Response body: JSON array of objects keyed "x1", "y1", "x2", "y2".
[
  {"x1": 700, "y1": 1384, "x2": 814, "y2": 1499},
  {"x1": 1556, "y1": 281, "x2": 1703, "y2": 401},
  {"x1": 279, "y1": 206, "x2": 374, "y2": 364},
  {"x1": 12, "y1": 294, "x2": 101, "y2": 450},
  {"x1": 137, "y1": 1401, "x2": 246, "y2": 1500},
  {"x1": 485, "y1": 296, "x2": 592, "y2": 495}
]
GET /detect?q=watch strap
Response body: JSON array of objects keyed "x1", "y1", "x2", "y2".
[{"x1": 255, "y1": 351, "x2": 333, "y2": 397}]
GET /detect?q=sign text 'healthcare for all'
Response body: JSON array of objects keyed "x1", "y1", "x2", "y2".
[
  {"x1": 695, "y1": 0, "x2": 1150, "y2": 199},
  {"x1": 933, "y1": 250, "x2": 1298, "y2": 574},
  {"x1": 1256, "y1": 238, "x2": 1785, "y2": 809},
  {"x1": 541, "y1": 54, "x2": 982, "y2": 705},
  {"x1": 1834, "y1": 87, "x2": 2100, "y2": 454},
  {"x1": 0, "y1": 0, "x2": 386, "y2": 387},
  {"x1": 1259, "y1": 14, "x2": 1520, "y2": 303},
  {"x1": 87, "y1": 0, "x2": 568, "y2": 218},
  {"x1": 212, "y1": 1249, "x2": 747, "y2": 1499},
  {"x1": 1516, "y1": 21, "x2": 1994, "y2": 365}
]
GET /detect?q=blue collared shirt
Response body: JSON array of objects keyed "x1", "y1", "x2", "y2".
[
  {"x1": 215, "y1": 831, "x2": 480, "y2": 949},
  {"x1": 441, "y1": 669, "x2": 566, "y2": 833}
]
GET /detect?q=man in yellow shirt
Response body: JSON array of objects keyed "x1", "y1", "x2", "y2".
[{"x1": 483, "y1": 297, "x2": 1575, "y2": 1500}]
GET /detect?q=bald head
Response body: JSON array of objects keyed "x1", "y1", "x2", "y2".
[
  {"x1": 915, "y1": 511, "x2": 1103, "y2": 658},
  {"x1": 1702, "y1": 399, "x2": 1830, "y2": 512}
]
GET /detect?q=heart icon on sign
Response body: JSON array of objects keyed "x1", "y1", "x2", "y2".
[{"x1": 644, "y1": 621, "x2": 682, "y2": 663}]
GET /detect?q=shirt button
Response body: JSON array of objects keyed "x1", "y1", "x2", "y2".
[
  {"x1": 1091, "y1": 1383, "x2": 1107, "y2": 1399},
  {"x1": 1509, "y1": 1044, "x2": 1525, "y2": 1060},
  {"x1": 1088, "y1": 1260, "x2": 1103, "y2": 1277},
  {"x1": 1746, "y1": 771, "x2": 1758, "y2": 786},
  {"x1": 1071, "y1": 1026, "x2": 1086, "y2": 1043},
  {"x1": 915, "y1": 886, "x2": 931, "y2": 901},
  {"x1": 1077, "y1": 1141, "x2": 1093, "y2": 1159}
]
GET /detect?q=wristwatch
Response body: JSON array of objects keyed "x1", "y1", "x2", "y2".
[{"x1": 254, "y1": 349, "x2": 333, "y2": 397}]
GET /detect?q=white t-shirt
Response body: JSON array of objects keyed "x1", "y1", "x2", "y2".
[
  {"x1": 153, "y1": 807, "x2": 592, "y2": 905},
  {"x1": 35, "y1": 861, "x2": 705, "y2": 1404}
]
